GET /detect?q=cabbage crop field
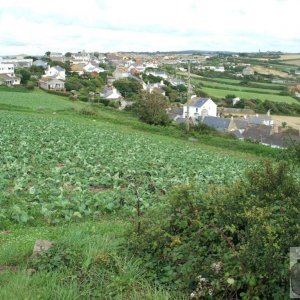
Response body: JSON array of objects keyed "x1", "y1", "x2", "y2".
[{"x1": 0, "y1": 111, "x2": 252, "y2": 225}]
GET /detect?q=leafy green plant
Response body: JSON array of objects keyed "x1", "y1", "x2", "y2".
[
  {"x1": 129, "y1": 161, "x2": 300, "y2": 299},
  {"x1": 29, "y1": 242, "x2": 82, "y2": 272}
]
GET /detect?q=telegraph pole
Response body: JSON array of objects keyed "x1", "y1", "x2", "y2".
[{"x1": 186, "y1": 60, "x2": 191, "y2": 132}]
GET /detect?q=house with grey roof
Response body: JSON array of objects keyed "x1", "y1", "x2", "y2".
[
  {"x1": 43, "y1": 65, "x2": 66, "y2": 80},
  {"x1": 245, "y1": 113, "x2": 273, "y2": 126},
  {"x1": 263, "y1": 131, "x2": 300, "y2": 148},
  {"x1": 100, "y1": 87, "x2": 122, "y2": 100},
  {"x1": 182, "y1": 97, "x2": 217, "y2": 119},
  {"x1": 0, "y1": 73, "x2": 21, "y2": 86},
  {"x1": 33, "y1": 60, "x2": 48, "y2": 69},
  {"x1": 49, "y1": 52, "x2": 65, "y2": 62},
  {"x1": 242, "y1": 124, "x2": 273, "y2": 143},
  {"x1": 39, "y1": 77, "x2": 65, "y2": 91},
  {"x1": 168, "y1": 107, "x2": 183, "y2": 121},
  {"x1": 199, "y1": 116, "x2": 237, "y2": 132}
]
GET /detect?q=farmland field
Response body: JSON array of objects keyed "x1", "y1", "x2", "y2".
[
  {"x1": 281, "y1": 59, "x2": 300, "y2": 66},
  {"x1": 192, "y1": 79, "x2": 283, "y2": 95},
  {"x1": 179, "y1": 72, "x2": 299, "y2": 103},
  {"x1": 201, "y1": 86, "x2": 298, "y2": 104},
  {"x1": 0, "y1": 110, "x2": 252, "y2": 225},
  {"x1": 0, "y1": 89, "x2": 74, "y2": 111},
  {"x1": 0, "y1": 88, "x2": 298, "y2": 299},
  {"x1": 279, "y1": 54, "x2": 300, "y2": 60}
]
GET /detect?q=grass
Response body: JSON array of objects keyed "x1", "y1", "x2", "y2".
[
  {"x1": 201, "y1": 86, "x2": 298, "y2": 104},
  {"x1": 0, "y1": 88, "x2": 75, "y2": 111},
  {"x1": 179, "y1": 72, "x2": 299, "y2": 104},
  {"x1": 0, "y1": 219, "x2": 177, "y2": 299},
  {"x1": 193, "y1": 79, "x2": 284, "y2": 95},
  {"x1": 0, "y1": 87, "x2": 285, "y2": 299}
]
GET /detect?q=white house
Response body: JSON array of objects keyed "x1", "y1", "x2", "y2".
[
  {"x1": 0, "y1": 74, "x2": 21, "y2": 86},
  {"x1": 100, "y1": 87, "x2": 122, "y2": 100},
  {"x1": 83, "y1": 62, "x2": 105, "y2": 73},
  {"x1": 49, "y1": 52, "x2": 65, "y2": 62},
  {"x1": 71, "y1": 51, "x2": 91, "y2": 64},
  {"x1": 145, "y1": 70, "x2": 169, "y2": 80},
  {"x1": 0, "y1": 58, "x2": 33, "y2": 68},
  {"x1": 33, "y1": 60, "x2": 48, "y2": 69},
  {"x1": 39, "y1": 78, "x2": 65, "y2": 91},
  {"x1": 44, "y1": 66, "x2": 66, "y2": 80},
  {"x1": 142, "y1": 80, "x2": 166, "y2": 96},
  {"x1": 183, "y1": 97, "x2": 217, "y2": 119},
  {"x1": 0, "y1": 63, "x2": 15, "y2": 75}
]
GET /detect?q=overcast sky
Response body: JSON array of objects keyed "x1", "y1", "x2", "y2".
[{"x1": 0, "y1": 0, "x2": 299, "y2": 55}]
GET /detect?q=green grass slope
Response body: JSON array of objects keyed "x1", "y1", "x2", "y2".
[{"x1": 0, "y1": 88, "x2": 285, "y2": 299}]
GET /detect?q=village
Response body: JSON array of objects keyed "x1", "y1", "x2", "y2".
[{"x1": 1, "y1": 50, "x2": 300, "y2": 148}]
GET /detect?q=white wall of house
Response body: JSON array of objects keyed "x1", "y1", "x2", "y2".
[
  {"x1": 183, "y1": 98, "x2": 217, "y2": 118},
  {"x1": 44, "y1": 66, "x2": 66, "y2": 80},
  {"x1": 106, "y1": 88, "x2": 122, "y2": 99},
  {"x1": 0, "y1": 63, "x2": 14, "y2": 75},
  {"x1": 39, "y1": 79, "x2": 65, "y2": 90},
  {"x1": 83, "y1": 63, "x2": 105, "y2": 73}
]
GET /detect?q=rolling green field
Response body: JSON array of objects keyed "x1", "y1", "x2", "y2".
[
  {"x1": 0, "y1": 110, "x2": 252, "y2": 225},
  {"x1": 179, "y1": 71, "x2": 299, "y2": 104},
  {"x1": 201, "y1": 86, "x2": 298, "y2": 104},
  {"x1": 192, "y1": 79, "x2": 283, "y2": 95},
  {"x1": 0, "y1": 88, "x2": 291, "y2": 299},
  {"x1": 0, "y1": 88, "x2": 74, "y2": 111}
]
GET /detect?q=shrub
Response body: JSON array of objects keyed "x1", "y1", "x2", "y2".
[
  {"x1": 29, "y1": 242, "x2": 82, "y2": 272},
  {"x1": 135, "y1": 91, "x2": 170, "y2": 126},
  {"x1": 129, "y1": 162, "x2": 300, "y2": 299}
]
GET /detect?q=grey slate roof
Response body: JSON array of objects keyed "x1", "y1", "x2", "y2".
[
  {"x1": 33, "y1": 60, "x2": 47, "y2": 68},
  {"x1": 242, "y1": 125, "x2": 273, "y2": 141},
  {"x1": 191, "y1": 98, "x2": 210, "y2": 108},
  {"x1": 168, "y1": 107, "x2": 183, "y2": 120},
  {"x1": 232, "y1": 130, "x2": 244, "y2": 139},
  {"x1": 246, "y1": 115, "x2": 272, "y2": 125},
  {"x1": 234, "y1": 119, "x2": 248, "y2": 130},
  {"x1": 174, "y1": 117, "x2": 187, "y2": 124},
  {"x1": 200, "y1": 116, "x2": 231, "y2": 130},
  {"x1": 53, "y1": 66, "x2": 65, "y2": 72},
  {"x1": 264, "y1": 132, "x2": 300, "y2": 148}
]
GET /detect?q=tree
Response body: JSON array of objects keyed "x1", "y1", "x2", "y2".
[
  {"x1": 45, "y1": 51, "x2": 51, "y2": 57},
  {"x1": 65, "y1": 52, "x2": 72, "y2": 58},
  {"x1": 17, "y1": 69, "x2": 31, "y2": 84},
  {"x1": 113, "y1": 78, "x2": 142, "y2": 99},
  {"x1": 135, "y1": 91, "x2": 170, "y2": 126}
]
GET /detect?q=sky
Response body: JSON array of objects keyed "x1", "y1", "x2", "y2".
[{"x1": 0, "y1": 0, "x2": 299, "y2": 55}]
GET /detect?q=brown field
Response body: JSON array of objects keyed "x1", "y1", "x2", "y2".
[
  {"x1": 279, "y1": 54, "x2": 300, "y2": 61},
  {"x1": 252, "y1": 65, "x2": 289, "y2": 77},
  {"x1": 281, "y1": 59, "x2": 300, "y2": 66},
  {"x1": 272, "y1": 115, "x2": 300, "y2": 131}
]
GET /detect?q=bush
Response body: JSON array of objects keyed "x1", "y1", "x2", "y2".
[
  {"x1": 26, "y1": 81, "x2": 35, "y2": 90},
  {"x1": 29, "y1": 242, "x2": 82, "y2": 272},
  {"x1": 129, "y1": 161, "x2": 300, "y2": 299},
  {"x1": 135, "y1": 91, "x2": 170, "y2": 126}
]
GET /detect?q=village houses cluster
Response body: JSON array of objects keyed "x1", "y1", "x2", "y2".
[{"x1": 1, "y1": 51, "x2": 299, "y2": 148}]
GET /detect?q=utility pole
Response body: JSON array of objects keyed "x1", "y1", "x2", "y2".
[{"x1": 186, "y1": 60, "x2": 191, "y2": 132}]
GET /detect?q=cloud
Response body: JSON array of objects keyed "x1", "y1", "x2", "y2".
[{"x1": 0, "y1": 0, "x2": 299, "y2": 54}]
